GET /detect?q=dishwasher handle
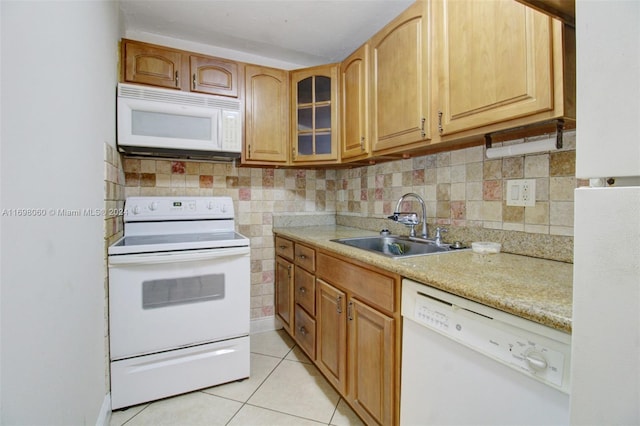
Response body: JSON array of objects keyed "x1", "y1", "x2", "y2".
[{"x1": 109, "y1": 246, "x2": 250, "y2": 266}]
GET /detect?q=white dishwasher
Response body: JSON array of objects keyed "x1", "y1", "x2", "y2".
[{"x1": 400, "y1": 279, "x2": 571, "y2": 426}]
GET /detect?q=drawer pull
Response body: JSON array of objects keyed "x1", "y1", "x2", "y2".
[
  {"x1": 299, "y1": 326, "x2": 307, "y2": 336},
  {"x1": 279, "y1": 245, "x2": 288, "y2": 250},
  {"x1": 298, "y1": 254, "x2": 306, "y2": 260},
  {"x1": 299, "y1": 286, "x2": 306, "y2": 294}
]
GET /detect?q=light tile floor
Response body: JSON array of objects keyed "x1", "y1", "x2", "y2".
[{"x1": 110, "y1": 330, "x2": 365, "y2": 426}]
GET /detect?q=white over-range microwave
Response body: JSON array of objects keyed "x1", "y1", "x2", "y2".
[{"x1": 117, "y1": 83, "x2": 242, "y2": 160}]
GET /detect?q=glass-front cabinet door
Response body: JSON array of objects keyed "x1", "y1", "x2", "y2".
[{"x1": 290, "y1": 65, "x2": 339, "y2": 164}]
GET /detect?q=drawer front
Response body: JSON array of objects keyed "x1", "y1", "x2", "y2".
[
  {"x1": 317, "y1": 252, "x2": 397, "y2": 314},
  {"x1": 275, "y1": 236, "x2": 294, "y2": 261},
  {"x1": 294, "y1": 305, "x2": 316, "y2": 360},
  {"x1": 294, "y1": 243, "x2": 316, "y2": 272},
  {"x1": 294, "y1": 267, "x2": 315, "y2": 315}
]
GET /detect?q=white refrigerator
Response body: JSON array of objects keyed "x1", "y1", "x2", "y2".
[{"x1": 570, "y1": 1, "x2": 640, "y2": 424}]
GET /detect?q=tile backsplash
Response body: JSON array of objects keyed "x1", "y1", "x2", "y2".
[
  {"x1": 103, "y1": 142, "x2": 125, "y2": 394},
  {"x1": 115, "y1": 130, "x2": 578, "y2": 321}
]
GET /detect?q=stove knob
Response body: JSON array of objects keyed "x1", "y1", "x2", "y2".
[
  {"x1": 221, "y1": 203, "x2": 228, "y2": 213},
  {"x1": 207, "y1": 201, "x2": 215, "y2": 210},
  {"x1": 149, "y1": 201, "x2": 159, "y2": 211},
  {"x1": 132, "y1": 205, "x2": 141, "y2": 215}
]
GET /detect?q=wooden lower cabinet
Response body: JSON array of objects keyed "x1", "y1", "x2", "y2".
[
  {"x1": 348, "y1": 298, "x2": 395, "y2": 426},
  {"x1": 316, "y1": 279, "x2": 348, "y2": 394},
  {"x1": 274, "y1": 235, "x2": 401, "y2": 425},
  {"x1": 294, "y1": 305, "x2": 316, "y2": 359},
  {"x1": 275, "y1": 256, "x2": 294, "y2": 334},
  {"x1": 316, "y1": 252, "x2": 400, "y2": 426}
]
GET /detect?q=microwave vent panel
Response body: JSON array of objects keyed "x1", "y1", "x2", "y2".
[{"x1": 118, "y1": 83, "x2": 240, "y2": 111}]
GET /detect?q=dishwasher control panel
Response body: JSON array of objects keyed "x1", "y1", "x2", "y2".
[{"x1": 403, "y1": 279, "x2": 571, "y2": 394}]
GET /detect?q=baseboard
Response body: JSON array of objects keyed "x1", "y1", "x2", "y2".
[
  {"x1": 95, "y1": 393, "x2": 111, "y2": 426},
  {"x1": 250, "y1": 316, "x2": 281, "y2": 334}
]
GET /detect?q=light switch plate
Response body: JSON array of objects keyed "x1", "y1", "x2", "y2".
[{"x1": 506, "y1": 179, "x2": 536, "y2": 207}]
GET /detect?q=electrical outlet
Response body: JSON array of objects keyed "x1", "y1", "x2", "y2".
[{"x1": 506, "y1": 179, "x2": 536, "y2": 207}]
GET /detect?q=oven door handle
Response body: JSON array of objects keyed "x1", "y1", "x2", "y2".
[{"x1": 108, "y1": 246, "x2": 250, "y2": 266}]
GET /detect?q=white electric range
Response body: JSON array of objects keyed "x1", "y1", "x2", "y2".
[{"x1": 108, "y1": 196, "x2": 250, "y2": 410}]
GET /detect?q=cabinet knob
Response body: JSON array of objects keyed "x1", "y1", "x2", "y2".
[
  {"x1": 299, "y1": 326, "x2": 307, "y2": 336},
  {"x1": 299, "y1": 286, "x2": 306, "y2": 294}
]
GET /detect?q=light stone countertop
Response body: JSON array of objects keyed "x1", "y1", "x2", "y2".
[{"x1": 273, "y1": 225, "x2": 573, "y2": 334}]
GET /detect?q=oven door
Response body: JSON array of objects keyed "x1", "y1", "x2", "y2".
[{"x1": 108, "y1": 246, "x2": 250, "y2": 360}]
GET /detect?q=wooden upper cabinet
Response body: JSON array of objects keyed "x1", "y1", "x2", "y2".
[
  {"x1": 340, "y1": 44, "x2": 370, "y2": 161},
  {"x1": 243, "y1": 65, "x2": 290, "y2": 165},
  {"x1": 290, "y1": 64, "x2": 340, "y2": 164},
  {"x1": 121, "y1": 39, "x2": 242, "y2": 98},
  {"x1": 123, "y1": 40, "x2": 182, "y2": 90},
  {"x1": 190, "y1": 55, "x2": 239, "y2": 97},
  {"x1": 435, "y1": 0, "x2": 575, "y2": 138},
  {"x1": 369, "y1": 1, "x2": 430, "y2": 154}
]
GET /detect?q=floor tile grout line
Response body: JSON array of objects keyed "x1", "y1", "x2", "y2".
[
  {"x1": 118, "y1": 402, "x2": 149, "y2": 426},
  {"x1": 224, "y1": 342, "x2": 298, "y2": 425},
  {"x1": 117, "y1": 345, "x2": 294, "y2": 425},
  {"x1": 114, "y1": 332, "x2": 315, "y2": 426},
  {"x1": 241, "y1": 402, "x2": 332, "y2": 425}
]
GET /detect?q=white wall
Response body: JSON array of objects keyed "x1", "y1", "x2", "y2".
[
  {"x1": 0, "y1": 1, "x2": 119, "y2": 424},
  {"x1": 124, "y1": 30, "x2": 306, "y2": 70}
]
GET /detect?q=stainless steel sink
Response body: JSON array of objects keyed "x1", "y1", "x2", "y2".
[{"x1": 331, "y1": 235, "x2": 459, "y2": 259}]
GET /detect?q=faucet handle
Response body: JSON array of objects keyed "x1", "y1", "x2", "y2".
[{"x1": 434, "y1": 227, "x2": 447, "y2": 244}]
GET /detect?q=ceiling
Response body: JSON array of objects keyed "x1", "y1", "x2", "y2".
[{"x1": 119, "y1": 0, "x2": 414, "y2": 67}]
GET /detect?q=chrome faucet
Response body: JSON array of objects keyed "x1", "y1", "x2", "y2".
[{"x1": 388, "y1": 193, "x2": 428, "y2": 239}]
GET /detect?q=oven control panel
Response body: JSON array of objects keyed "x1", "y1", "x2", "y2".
[{"x1": 124, "y1": 197, "x2": 235, "y2": 221}]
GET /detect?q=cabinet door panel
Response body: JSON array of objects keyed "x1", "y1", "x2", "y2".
[
  {"x1": 439, "y1": 0, "x2": 554, "y2": 135},
  {"x1": 348, "y1": 298, "x2": 395, "y2": 426},
  {"x1": 341, "y1": 44, "x2": 369, "y2": 160},
  {"x1": 290, "y1": 65, "x2": 339, "y2": 163},
  {"x1": 243, "y1": 65, "x2": 289, "y2": 164},
  {"x1": 190, "y1": 56, "x2": 238, "y2": 97},
  {"x1": 124, "y1": 42, "x2": 182, "y2": 90},
  {"x1": 370, "y1": 1, "x2": 430, "y2": 152},
  {"x1": 316, "y1": 279, "x2": 347, "y2": 394},
  {"x1": 275, "y1": 257, "x2": 294, "y2": 334}
]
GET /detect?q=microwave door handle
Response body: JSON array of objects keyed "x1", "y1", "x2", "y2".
[{"x1": 108, "y1": 246, "x2": 249, "y2": 266}]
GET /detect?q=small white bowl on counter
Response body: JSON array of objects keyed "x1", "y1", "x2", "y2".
[{"x1": 471, "y1": 241, "x2": 502, "y2": 254}]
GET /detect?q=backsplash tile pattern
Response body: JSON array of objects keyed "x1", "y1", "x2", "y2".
[
  {"x1": 335, "y1": 132, "x2": 579, "y2": 237},
  {"x1": 103, "y1": 142, "x2": 125, "y2": 393},
  {"x1": 122, "y1": 159, "x2": 336, "y2": 319},
  {"x1": 118, "y1": 130, "x2": 578, "y2": 321}
]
